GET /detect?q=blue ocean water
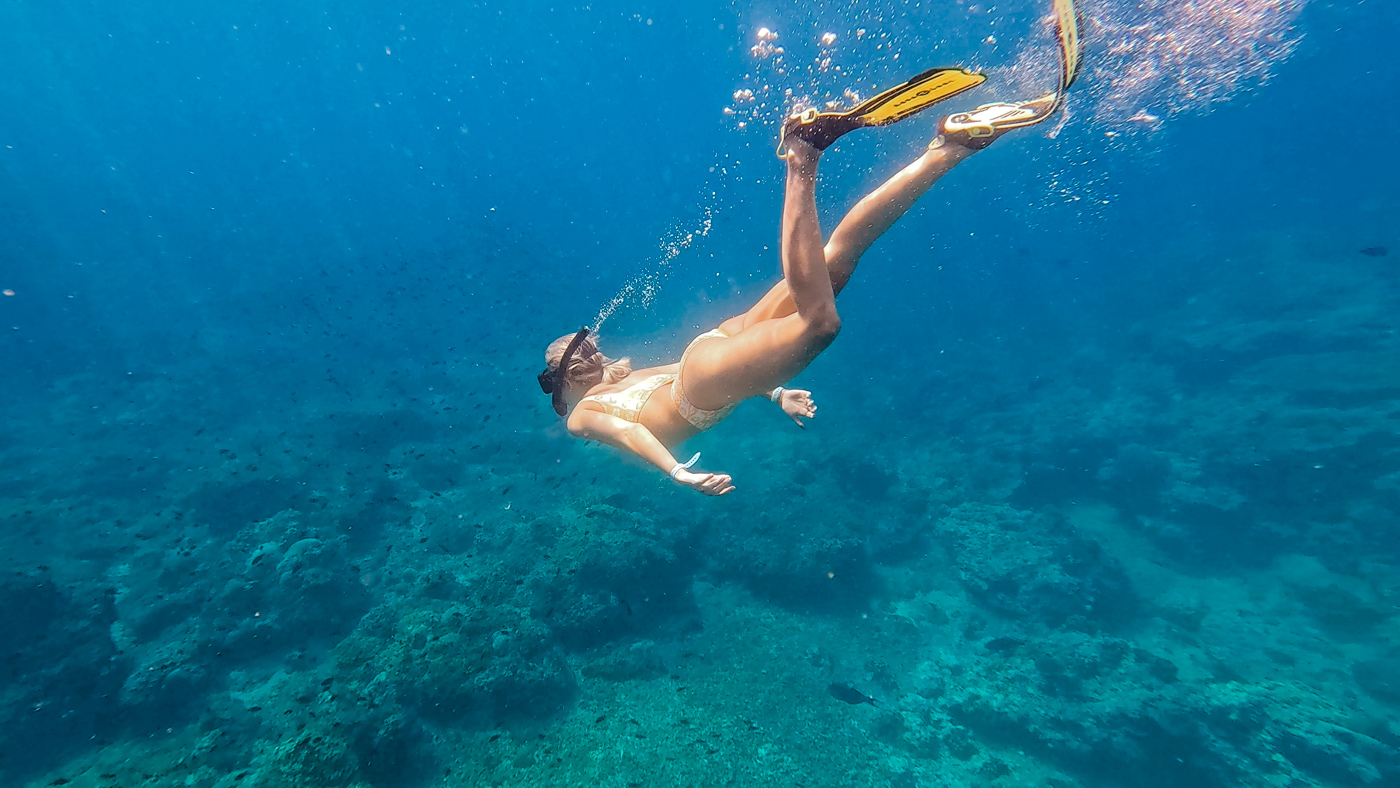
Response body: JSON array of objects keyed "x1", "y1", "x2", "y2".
[{"x1": 2, "y1": 0, "x2": 1398, "y2": 784}]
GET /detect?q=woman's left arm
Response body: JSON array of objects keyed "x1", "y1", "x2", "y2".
[{"x1": 567, "y1": 407, "x2": 735, "y2": 495}]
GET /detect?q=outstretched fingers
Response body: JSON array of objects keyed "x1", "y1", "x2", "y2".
[
  {"x1": 675, "y1": 467, "x2": 735, "y2": 496},
  {"x1": 781, "y1": 388, "x2": 817, "y2": 428},
  {"x1": 698, "y1": 473, "x2": 735, "y2": 496}
]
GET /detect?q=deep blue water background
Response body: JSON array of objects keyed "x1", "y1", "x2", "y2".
[{"x1": 3, "y1": 0, "x2": 1399, "y2": 786}]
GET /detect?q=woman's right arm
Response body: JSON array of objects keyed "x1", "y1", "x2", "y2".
[{"x1": 566, "y1": 407, "x2": 734, "y2": 495}]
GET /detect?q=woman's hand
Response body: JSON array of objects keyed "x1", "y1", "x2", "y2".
[
  {"x1": 778, "y1": 388, "x2": 816, "y2": 427},
  {"x1": 673, "y1": 467, "x2": 735, "y2": 496}
]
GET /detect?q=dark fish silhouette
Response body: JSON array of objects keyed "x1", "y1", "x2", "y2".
[
  {"x1": 1359, "y1": 246, "x2": 1388, "y2": 257},
  {"x1": 827, "y1": 683, "x2": 878, "y2": 706},
  {"x1": 984, "y1": 636, "x2": 1025, "y2": 652}
]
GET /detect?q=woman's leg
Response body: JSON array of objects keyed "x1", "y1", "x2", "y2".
[
  {"x1": 720, "y1": 141, "x2": 976, "y2": 333},
  {"x1": 682, "y1": 140, "x2": 843, "y2": 408}
]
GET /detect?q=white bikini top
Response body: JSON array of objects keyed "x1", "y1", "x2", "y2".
[{"x1": 578, "y1": 374, "x2": 676, "y2": 423}]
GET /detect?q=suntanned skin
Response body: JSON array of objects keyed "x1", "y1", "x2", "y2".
[{"x1": 563, "y1": 128, "x2": 991, "y2": 496}]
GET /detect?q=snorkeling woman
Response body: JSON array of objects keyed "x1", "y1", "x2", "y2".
[
  {"x1": 538, "y1": 0, "x2": 1082, "y2": 495},
  {"x1": 539, "y1": 93, "x2": 1068, "y2": 496}
]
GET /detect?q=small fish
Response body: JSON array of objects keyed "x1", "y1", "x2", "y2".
[
  {"x1": 827, "y1": 683, "x2": 878, "y2": 706},
  {"x1": 984, "y1": 636, "x2": 1025, "y2": 652},
  {"x1": 1360, "y1": 246, "x2": 1389, "y2": 258}
]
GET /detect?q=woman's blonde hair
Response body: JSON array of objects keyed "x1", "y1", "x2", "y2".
[{"x1": 544, "y1": 331, "x2": 631, "y2": 389}]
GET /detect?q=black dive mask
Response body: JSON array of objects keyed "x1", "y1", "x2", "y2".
[{"x1": 538, "y1": 327, "x2": 590, "y2": 416}]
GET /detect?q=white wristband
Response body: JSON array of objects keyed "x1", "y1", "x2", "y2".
[
  {"x1": 769, "y1": 387, "x2": 785, "y2": 403},
  {"x1": 669, "y1": 452, "x2": 701, "y2": 481}
]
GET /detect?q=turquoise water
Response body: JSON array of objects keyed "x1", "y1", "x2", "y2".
[{"x1": 2, "y1": 0, "x2": 1398, "y2": 785}]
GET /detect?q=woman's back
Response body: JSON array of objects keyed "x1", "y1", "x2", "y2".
[{"x1": 577, "y1": 363, "x2": 697, "y2": 446}]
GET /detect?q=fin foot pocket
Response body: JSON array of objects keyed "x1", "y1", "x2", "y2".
[{"x1": 935, "y1": 94, "x2": 1062, "y2": 150}]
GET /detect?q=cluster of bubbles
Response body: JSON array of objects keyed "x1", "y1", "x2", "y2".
[
  {"x1": 724, "y1": 27, "x2": 786, "y2": 132},
  {"x1": 723, "y1": 25, "x2": 905, "y2": 134},
  {"x1": 1024, "y1": 0, "x2": 1311, "y2": 215},
  {"x1": 749, "y1": 26, "x2": 782, "y2": 59},
  {"x1": 726, "y1": 0, "x2": 1313, "y2": 141},
  {"x1": 592, "y1": 201, "x2": 718, "y2": 330},
  {"x1": 1083, "y1": 0, "x2": 1311, "y2": 130}
]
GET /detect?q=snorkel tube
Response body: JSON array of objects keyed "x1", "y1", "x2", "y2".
[{"x1": 537, "y1": 327, "x2": 591, "y2": 417}]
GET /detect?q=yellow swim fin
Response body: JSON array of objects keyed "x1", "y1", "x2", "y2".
[
  {"x1": 1053, "y1": 0, "x2": 1083, "y2": 94},
  {"x1": 777, "y1": 67, "x2": 986, "y2": 156},
  {"x1": 934, "y1": 0, "x2": 1084, "y2": 149}
]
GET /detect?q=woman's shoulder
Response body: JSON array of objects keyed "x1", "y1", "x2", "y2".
[
  {"x1": 628, "y1": 362, "x2": 679, "y2": 379},
  {"x1": 594, "y1": 364, "x2": 677, "y2": 390}
]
